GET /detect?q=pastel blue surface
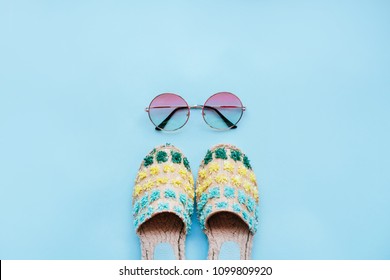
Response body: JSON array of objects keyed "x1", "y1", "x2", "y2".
[{"x1": 0, "y1": 0, "x2": 389, "y2": 260}]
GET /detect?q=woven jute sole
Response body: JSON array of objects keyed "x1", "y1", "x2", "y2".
[
  {"x1": 137, "y1": 212, "x2": 186, "y2": 260},
  {"x1": 206, "y1": 212, "x2": 253, "y2": 260}
]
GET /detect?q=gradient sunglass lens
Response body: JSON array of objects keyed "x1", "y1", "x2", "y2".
[
  {"x1": 148, "y1": 93, "x2": 190, "y2": 131},
  {"x1": 202, "y1": 92, "x2": 244, "y2": 130}
]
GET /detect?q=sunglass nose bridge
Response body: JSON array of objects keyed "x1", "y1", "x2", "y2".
[{"x1": 190, "y1": 105, "x2": 203, "y2": 109}]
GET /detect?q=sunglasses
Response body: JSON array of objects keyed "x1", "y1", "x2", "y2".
[{"x1": 145, "y1": 92, "x2": 246, "y2": 131}]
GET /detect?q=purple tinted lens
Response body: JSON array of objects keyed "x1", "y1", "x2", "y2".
[
  {"x1": 148, "y1": 93, "x2": 189, "y2": 131},
  {"x1": 203, "y1": 92, "x2": 244, "y2": 130}
]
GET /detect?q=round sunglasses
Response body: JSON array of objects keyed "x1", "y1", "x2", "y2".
[{"x1": 145, "y1": 92, "x2": 246, "y2": 131}]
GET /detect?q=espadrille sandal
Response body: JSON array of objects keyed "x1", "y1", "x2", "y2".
[
  {"x1": 196, "y1": 144, "x2": 259, "y2": 260},
  {"x1": 132, "y1": 144, "x2": 194, "y2": 260}
]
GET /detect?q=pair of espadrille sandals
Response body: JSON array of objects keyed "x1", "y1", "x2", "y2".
[{"x1": 132, "y1": 143, "x2": 259, "y2": 260}]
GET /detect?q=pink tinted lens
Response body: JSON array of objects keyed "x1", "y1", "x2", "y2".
[
  {"x1": 148, "y1": 93, "x2": 189, "y2": 131},
  {"x1": 203, "y1": 92, "x2": 244, "y2": 130}
]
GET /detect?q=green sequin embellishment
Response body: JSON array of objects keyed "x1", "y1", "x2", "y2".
[
  {"x1": 230, "y1": 149, "x2": 242, "y2": 161},
  {"x1": 215, "y1": 147, "x2": 227, "y2": 160},
  {"x1": 243, "y1": 155, "x2": 252, "y2": 169},
  {"x1": 203, "y1": 150, "x2": 213, "y2": 165},
  {"x1": 171, "y1": 151, "x2": 182, "y2": 164},
  {"x1": 156, "y1": 151, "x2": 168, "y2": 163},
  {"x1": 183, "y1": 157, "x2": 191, "y2": 171},
  {"x1": 143, "y1": 155, "x2": 154, "y2": 167}
]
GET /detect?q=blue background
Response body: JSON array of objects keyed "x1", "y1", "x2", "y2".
[{"x1": 0, "y1": 0, "x2": 389, "y2": 260}]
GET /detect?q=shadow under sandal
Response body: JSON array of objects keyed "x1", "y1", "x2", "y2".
[
  {"x1": 132, "y1": 144, "x2": 194, "y2": 260},
  {"x1": 196, "y1": 144, "x2": 259, "y2": 260}
]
